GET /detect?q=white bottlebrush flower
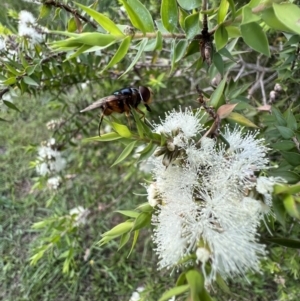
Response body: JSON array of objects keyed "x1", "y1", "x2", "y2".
[
  {"x1": 146, "y1": 110, "x2": 278, "y2": 284},
  {"x1": 256, "y1": 176, "x2": 284, "y2": 206},
  {"x1": 153, "y1": 107, "x2": 203, "y2": 146},
  {"x1": 69, "y1": 206, "x2": 90, "y2": 226},
  {"x1": 35, "y1": 138, "x2": 66, "y2": 176},
  {"x1": 47, "y1": 176, "x2": 62, "y2": 190},
  {"x1": 18, "y1": 10, "x2": 43, "y2": 44},
  {"x1": 147, "y1": 183, "x2": 160, "y2": 207}
]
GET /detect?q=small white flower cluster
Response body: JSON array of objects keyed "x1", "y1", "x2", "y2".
[
  {"x1": 36, "y1": 138, "x2": 66, "y2": 185},
  {"x1": 46, "y1": 119, "x2": 65, "y2": 130},
  {"x1": 47, "y1": 176, "x2": 62, "y2": 190},
  {"x1": 147, "y1": 108, "x2": 279, "y2": 284},
  {"x1": 69, "y1": 206, "x2": 90, "y2": 226},
  {"x1": 18, "y1": 10, "x2": 43, "y2": 44}
]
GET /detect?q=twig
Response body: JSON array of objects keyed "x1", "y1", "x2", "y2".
[
  {"x1": 44, "y1": 0, "x2": 97, "y2": 29},
  {"x1": 259, "y1": 72, "x2": 267, "y2": 105}
]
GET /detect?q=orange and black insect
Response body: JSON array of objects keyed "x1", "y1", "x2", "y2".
[{"x1": 80, "y1": 86, "x2": 153, "y2": 135}]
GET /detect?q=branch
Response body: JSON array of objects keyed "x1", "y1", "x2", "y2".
[
  {"x1": 0, "y1": 52, "x2": 66, "y2": 100},
  {"x1": 44, "y1": 0, "x2": 97, "y2": 29}
]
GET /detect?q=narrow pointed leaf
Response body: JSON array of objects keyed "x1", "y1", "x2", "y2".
[
  {"x1": 273, "y1": 3, "x2": 300, "y2": 35},
  {"x1": 218, "y1": 0, "x2": 229, "y2": 24},
  {"x1": 111, "y1": 140, "x2": 137, "y2": 166},
  {"x1": 281, "y1": 151, "x2": 300, "y2": 166},
  {"x1": 111, "y1": 122, "x2": 132, "y2": 138},
  {"x1": 174, "y1": 39, "x2": 188, "y2": 63},
  {"x1": 186, "y1": 269, "x2": 204, "y2": 301},
  {"x1": 158, "y1": 285, "x2": 190, "y2": 301},
  {"x1": 115, "y1": 210, "x2": 139, "y2": 218},
  {"x1": 214, "y1": 24, "x2": 228, "y2": 51},
  {"x1": 184, "y1": 13, "x2": 200, "y2": 40},
  {"x1": 118, "y1": 232, "x2": 131, "y2": 250},
  {"x1": 119, "y1": 38, "x2": 148, "y2": 78},
  {"x1": 210, "y1": 74, "x2": 227, "y2": 108},
  {"x1": 128, "y1": 230, "x2": 139, "y2": 257},
  {"x1": 275, "y1": 126, "x2": 294, "y2": 139},
  {"x1": 101, "y1": 221, "x2": 133, "y2": 237},
  {"x1": 283, "y1": 194, "x2": 300, "y2": 219},
  {"x1": 128, "y1": 0, "x2": 155, "y2": 32},
  {"x1": 103, "y1": 36, "x2": 131, "y2": 71},
  {"x1": 227, "y1": 112, "x2": 258, "y2": 128},
  {"x1": 240, "y1": 22, "x2": 270, "y2": 57},
  {"x1": 23, "y1": 76, "x2": 39, "y2": 86},
  {"x1": 3, "y1": 100, "x2": 21, "y2": 112},
  {"x1": 161, "y1": 0, "x2": 178, "y2": 33},
  {"x1": 75, "y1": 2, "x2": 123, "y2": 35},
  {"x1": 120, "y1": 0, "x2": 147, "y2": 34},
  {"x1": 83, "y1": 132, "x2": 122, "y2": 142},
  {"x1": 131, "y1": 212, "x2": 151, "y2": 231},
  {"x1": 266, "y1": 237, "x2": 300, "y2": 249}
]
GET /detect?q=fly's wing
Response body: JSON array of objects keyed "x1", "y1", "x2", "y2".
[{"x1": 80, "y1": 94, "x2": 126, "y2": 113}]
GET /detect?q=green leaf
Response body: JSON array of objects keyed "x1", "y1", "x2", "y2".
[
  {"x1": 50, "y1": 33, "x2": 117, "y2": 48},
  {"x1": 120, "y1": 38, "x2": 148, "y2": 78},
  {"x1": 274, "y1": 183, "x2": 300, "y2": 195},
  {"x1": 118, "y1": 232, "x2": 131, "y2": 250},
  {"x1": 83, "y1": 132, "x2": 122, "y2": 142},
  {"x1": 261, "y1": 7, "x2": 291, "y2": 32},
  {"x1": 281, "y1": 151, "x2": 300, "y2": 166},
  {"x1": 127, "y1": 0, "x2": 155, "y2": 32},
  {"x1": 161, "y1": 0, "x2": 178, "y2": 33},
  {"x1": 214, "y1": 25, "x2": 228, "y2": 51},
  {"x1": 39, "y1": 4, "x2": 51, "y2": 19},
  {"x1": 268, "y1": 170, "x2": 300, "y2": 184},
  {"x1": 226, "y1": 26, "x2": 241, "y2": 38},
  {"x1": 273, "y1": 3, "x2": 300, "y2": 35},
  {"x1": 227, "y1": 0, "x2": 236, "y2": 20},
  {"x1": 227, "y1": 112, "x2": 258, "y2": 128},
  {"x1": 74, "y1": 2, "x2": 123, "y2": 35},
  {"x1": 3, "y1": 100, "x2": 21, "y2": 112},
  {"x1": 217, "y1": 0, "x2": 229, "y2": 24},
  {"x1": 275, "y1": 126, "x2": 294, "y2": 139},
  {"x1": 111, "y1": 140, "x2": 137, "y2": 166},
  {"x1": 240, "y1": 22, "x2": 270, "y2": 57},
  {"x1": 283, "y1": 194, "x2": 300, "y2": 219},
  {"x1": 111, "y1": 122, "x2": 132, "y2": 138},
  {"x1": 23, "y1": 76, "x2": 39, "y2": 86},
  {"x1": 265, "y1": 237, "x2": 300, "y2": 249},
  {"x1": 286, "y1": 110, "x2": 297, "y2": 131},
  {"x1": 128, "y1": 230, "x2": 139, "y2": 257},
  {"x1": 115, "y1": 210, "x2": 139, "y2": 218},
  {"x1": 177, "y1": 0, "x2": 201, "y2": 10},
  {"x1": 179, "y1": 7, "x2": 188, "y2": 30},
  {"x1": 210, "y1": 74, "x2": 227, "y2": 108},
  {"x1": 213, "y1": 52, "x2": 224, "y2": 76},
  {"x1": 101, "y1": 221, "x2": 133, "y2": 237},
  {"x1": 67, "y1": 17, "x2": 77, "y2": 32},
  {"x1": 271, "y1": 141, "x2": 295, "y2": 151},
  {"x1": 144, "y1": 31, "x2": 163, "y2": 51},
  {"x1": 186, "y1": 269, "x2": 204, "y2": 301},
  {"x1": 241, "y1": 6, "x2": 261, "y2": 24},
  {"x1": 2, "y1": 77, "x2": 16, "y2": 85},
  {"x1": 158, "y1": 285, "x2": 190, "y2": 301},
  {"x1": 131, "y1": 212, "x2": 151, "y2": 231},
  {"x1": 120, "y1": 0, "x2": 148, "y2": 34},
  {"x1": 184, "y1": 13, "x2": 200, "y2": 40},
  {"x1": 174, "y1": 40, "x2": 188, "y2": 63},
  {"x1": 272, "y1": 106, "x2": 286, "y2": 126}
]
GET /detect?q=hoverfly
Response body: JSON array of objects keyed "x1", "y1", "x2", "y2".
[{"x1": 80, "y1": 86, "x2": 153, "y2": 135}]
